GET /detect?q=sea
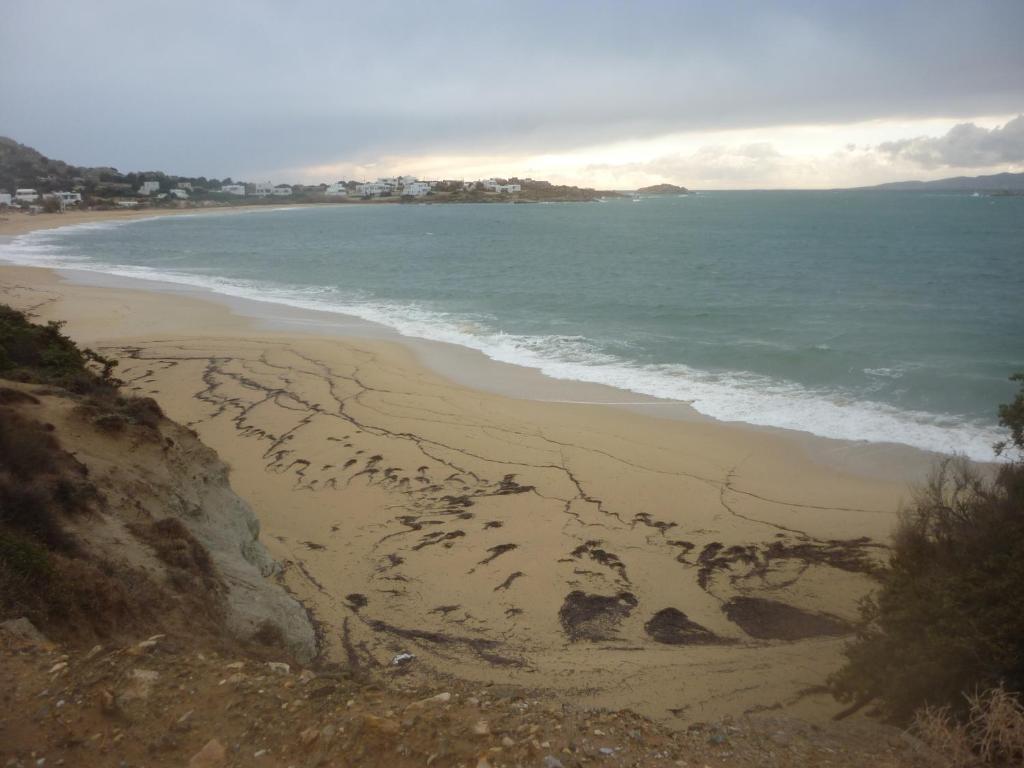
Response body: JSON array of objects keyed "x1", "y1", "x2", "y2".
[{"x1": 2, "y1": 191, "x2": 1022, "y2": 461}]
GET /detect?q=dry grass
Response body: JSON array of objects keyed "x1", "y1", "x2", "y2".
[{"x1": 913, "y1": 686, "x2": 1024, "y2": 766}]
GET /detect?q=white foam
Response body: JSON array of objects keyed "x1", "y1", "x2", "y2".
[{"x1": 0, "y1": 223, "x2": 1003, "y2": 462}]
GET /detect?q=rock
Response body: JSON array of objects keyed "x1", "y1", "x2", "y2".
[
  {"x1": 599, "y1": 746, "x2": 615, "y2": 755},
  {"x1": 225, "y1": 672, "x2": 246, "y2": 685},
  {"x1": 266, "y1": 661, "x2": 290, "y2": 674},
  {"x1": 299, "y1": 727, "x2": 319, "y2": 747},
  {"x1": 476, "y1": 759, "x2": 493, "y2": 768},
  {"x1": 321, "y1": 724, "x2": 337, "y2": 743},
  {"x1": 391, "y1": 652, "x2": 415, "y2": 666},
  {"x1": 407, "y1": 691, "x2": 452, "y2": 709},
  {"x1": 473, "y1": 720, "x2": 490, "y2": 736},
  {"x1": 298, "y1": 669, "x2": 316, "y2": 684},
  {"x1": 543, "y1": 757, "x2": 564, "y2": 768},
  {"x1": 84, "y1": 644, "x2": 104, "y2": 660},
  {"x1": 49, "y1": 661, "x2": 68, "y2": 674},
  {"x1": 117, "y1": 668, "x2": 160, "y2": 707},
  {"x1": 0, "y1": 618, "x2": 52, "y2": 648},
  {"x1": 362, "y1": 714, "x2": 400, "y2": 735},
  {"x1": 501, "y1": 736, "x2": 515, "y2": 748},
  {"x1": 225, "y1": 661, "x2": 245, "y2": 671},
  {"x1": 188, "y1": 738, "x2": 226, "y2": 767},
  {"x1": 128, "y1": 639, "x2": 159, "y2": 655}
]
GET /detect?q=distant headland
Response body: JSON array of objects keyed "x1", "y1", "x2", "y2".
[{"x1": 635, "y1": 183, "x2": 690, "y2": 195}]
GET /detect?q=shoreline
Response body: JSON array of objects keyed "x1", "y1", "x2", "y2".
[
  {"x1": 0, "y1": 207, "x2": 961, "y2": 478},
  {"x1": 0, "y1": 210, "x2": 939, "y2": 725}
]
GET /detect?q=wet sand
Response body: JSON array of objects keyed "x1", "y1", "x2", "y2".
[{"x1": 0, "y1": 251, "x2": 931, "y2": 725}]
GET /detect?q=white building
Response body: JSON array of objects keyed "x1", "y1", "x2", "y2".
[
  {"x1": 402, "y1": 181, "x2": 431, "y2": 197},
  {"x1": 356, "y1": 181, "x2": 390, "y2": 197},
  {"x1": 220, "y1": 184, "x2": 246, "y2": 196},
  {"x1": 14, "y1": 188, "x2": 39, "y2": 202},
  {"x1": 480, "y1": 178, "x2": 499, "y2": 191},
  {"x1": 0, "y1": 192, "x2": 12, "y2": 206},
  {"x1": 325, "y1": 182, "x2": 348, "y2": 197},
  {"x1": 138, "y1": 181, "x2": 160, "y2": 195},
  {"x1": 251, "y1": 182, "x2": 274, "y2": 198},
  {"x1": 272, "y1": 185, "x2": 293, "y2": 196},
  {"x1": 168, "y1": 188, "x2": 189, "y2": 199},
  {"x1": 42, "y1": 191, "x2": 83, "y2": 205},
  {"x1": 177, "y1": 181, "x2": 193, "y2": 191},
  {"x1": 495, "y1": 183, "x2": 521, "y2": 194}
]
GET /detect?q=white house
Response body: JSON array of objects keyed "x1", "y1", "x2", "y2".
[
  {"x1": 14, "y1": 188, "x2": 39, "y2": 202},
  {"x1": 42, "y1": 191, "x2": 83, "y2": 205},
  {"x1": 272, "y1": 185, "x2": 293, "y2": 196},
  {"x1": 177, "y1": 181, "x2": 193, "y2": 191},
  {"x1": 402, "y1": 181, "x2": 431, "y2": 197},
  {"x1": 251, "y1": 182, "x2": 274, "y2": 198},
  {"x1": 168, "y1": 188, "x2": 189, "y2": 200},
  {"x1": 220, "y1": 184, "x2": 246, "y2": 196},
  {"x1": 495, "y1": 183, "x2": 521, "y2": 194},
  {"x1": 138, "y1": 181, "x2": 160, "y2": 195},
  {"x1": 325, "y1": 182, "x2": 348, "y2": 197},
  {"x1": 480, "y1": 178, "x2": 499, "y2": 191},
  {"x1": 0, "y1": 192, "x2": 12, "y2": 206},
  {"x1": 356, "y1": 181, "x2": 390, "y2": 197}
]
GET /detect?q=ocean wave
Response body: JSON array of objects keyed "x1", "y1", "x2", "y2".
[{"x1": 0, "y1": 224, "x2": 1002, "y2": 462}]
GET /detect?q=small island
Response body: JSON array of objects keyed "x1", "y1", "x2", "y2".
[{"x1": 636, "y1": 183, "x2": 690, "y2": 195}]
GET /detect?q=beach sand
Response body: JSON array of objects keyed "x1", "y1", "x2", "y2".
[{"x1": 0, "y1": 214, "x2": 931, "y2": 725}]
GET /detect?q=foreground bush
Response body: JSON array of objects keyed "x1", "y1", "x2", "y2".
[
  {"x1": 831, "y1": 376, "x2": 1024, "y2": 724},
  {"x1": 914, "y1": 686, "x2": 1024, "y2": 766}
]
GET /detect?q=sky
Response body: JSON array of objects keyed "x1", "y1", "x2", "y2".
[{"x1": 2, "y1": 0, "x2": 1023, "y2": 189}]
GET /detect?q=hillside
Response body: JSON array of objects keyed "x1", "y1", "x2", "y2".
[{"x1": 859, "y1": 171, "x2": 1024, "y2": 192}]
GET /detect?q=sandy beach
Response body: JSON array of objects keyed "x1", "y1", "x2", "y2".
[{"x1": 0, "y1": 211, "x2": 933, "y2": 725}]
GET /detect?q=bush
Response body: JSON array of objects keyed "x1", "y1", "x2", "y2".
[{"x1": 831, "y1": 375, "x2": 1024, "y2": 724}]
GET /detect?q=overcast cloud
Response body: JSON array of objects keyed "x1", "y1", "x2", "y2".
[
  {"x1": 877, "y1": 115, "x2": 1024, "y2": 168},
  {"x1": 1, "y1": 0, "x2": 1022, "y2": 187}
]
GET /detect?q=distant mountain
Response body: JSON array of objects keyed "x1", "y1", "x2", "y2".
[
  {"x1": 859, "y1": 172, "x2": 1024, "y2": 192},
  {"x1": 636, "y1": 183, "x2": 690, "y2": 195}
]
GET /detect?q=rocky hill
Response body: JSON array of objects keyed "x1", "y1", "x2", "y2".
[{"x1": 636, "y1": 183, "x2": 690, "y2": 195}]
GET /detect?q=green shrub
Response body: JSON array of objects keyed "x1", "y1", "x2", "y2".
[{"x1": 831, "y1": 375, "x2": 1024, "y2": 724}]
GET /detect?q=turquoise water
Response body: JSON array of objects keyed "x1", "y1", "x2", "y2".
[{"x1": 4, "y1": 191, "x2": 1022, "y2": 459}]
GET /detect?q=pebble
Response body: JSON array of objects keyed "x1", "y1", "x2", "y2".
[
  {"x1": 501, "y1": 736, "x2": 515, "y2": 748},
  {"x1": 543, "y1": 757, "x2": 564, "y2": 768},
  {"x1": 472, "y1": 719, "x2": 490, "y2": 736},
  {"x1": 266, "y1": 662, "x2": 290, "y2": 674},
  {"x1": 299, "y1": 726, "x2": 319, "y2": 746},
  {"x1": 48, "y1": 662, "x2": 67, "y2": 674},
  {"x1": 188, "y1": 738, "x2": 226, "y2": 767}
]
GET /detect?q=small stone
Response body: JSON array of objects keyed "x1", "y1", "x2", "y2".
[
  {"x1": 128, "y1": 639, "x2": 158, "y2": 655},
  {"x1": 501, "y1": 736, "x2": 515, "y2": 748},
  {"x1": 472, "y1": 720, "x2": 490, "y2": 736},
  {"x1": 362, "y1": 714, "x2": 400, "y2": 735},
  {"x1": 321, "y1": 724, "x2": 337, "y2": 743},
  {"x1": 48, "y1": 662, "x2": 68, "y2": 674},
  {"x1": 225, "y1": 661, "x2": 245, "y2": 671},
  {"x1": 253, "y1": 749, "x2": 267, "y2": 758},
  {"x1": 391, "y1": 652, "x2": 415, "y2": 666},
  {"x1": 84, "y1": 645, "x2": 103, "y2": 661},
  {"x1": 407, "y1": 691, "x2": 452, "y2": 709},
  {"x1": 188, "y1": 738, "x2": 226, "y2": 767},
  {"x1": 266, "y1": 661, "x2": 290, "y2": 675},
  {"x1": 298, "y1": 669, "x2": 316, "y2": 684},
  {"x1": 543, "y1": 757, "x2": 564, "y2": 768},
  {"x1": 226, "y1": 673, "x2": 246, "y2": 685},
  {"x1": 599, "y1": 747, "x2": 615, "y2": 755},
  {"x1": 476, "y1": 758, "x2": 493, "y2": 768},
  {"x1": 299, "y1": 727, "x2": 319, "y2": 746},
  {"x1": 117, "y1": 669, "x2": 160, "y2": 707}
]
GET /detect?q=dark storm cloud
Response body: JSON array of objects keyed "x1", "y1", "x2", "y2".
[
  {"x1": 1, "y1": 0, "x2": 1022, "y2": 178},
  {"x1": 877, "y1": 115, "x2": 1024, "y2": 168}
]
